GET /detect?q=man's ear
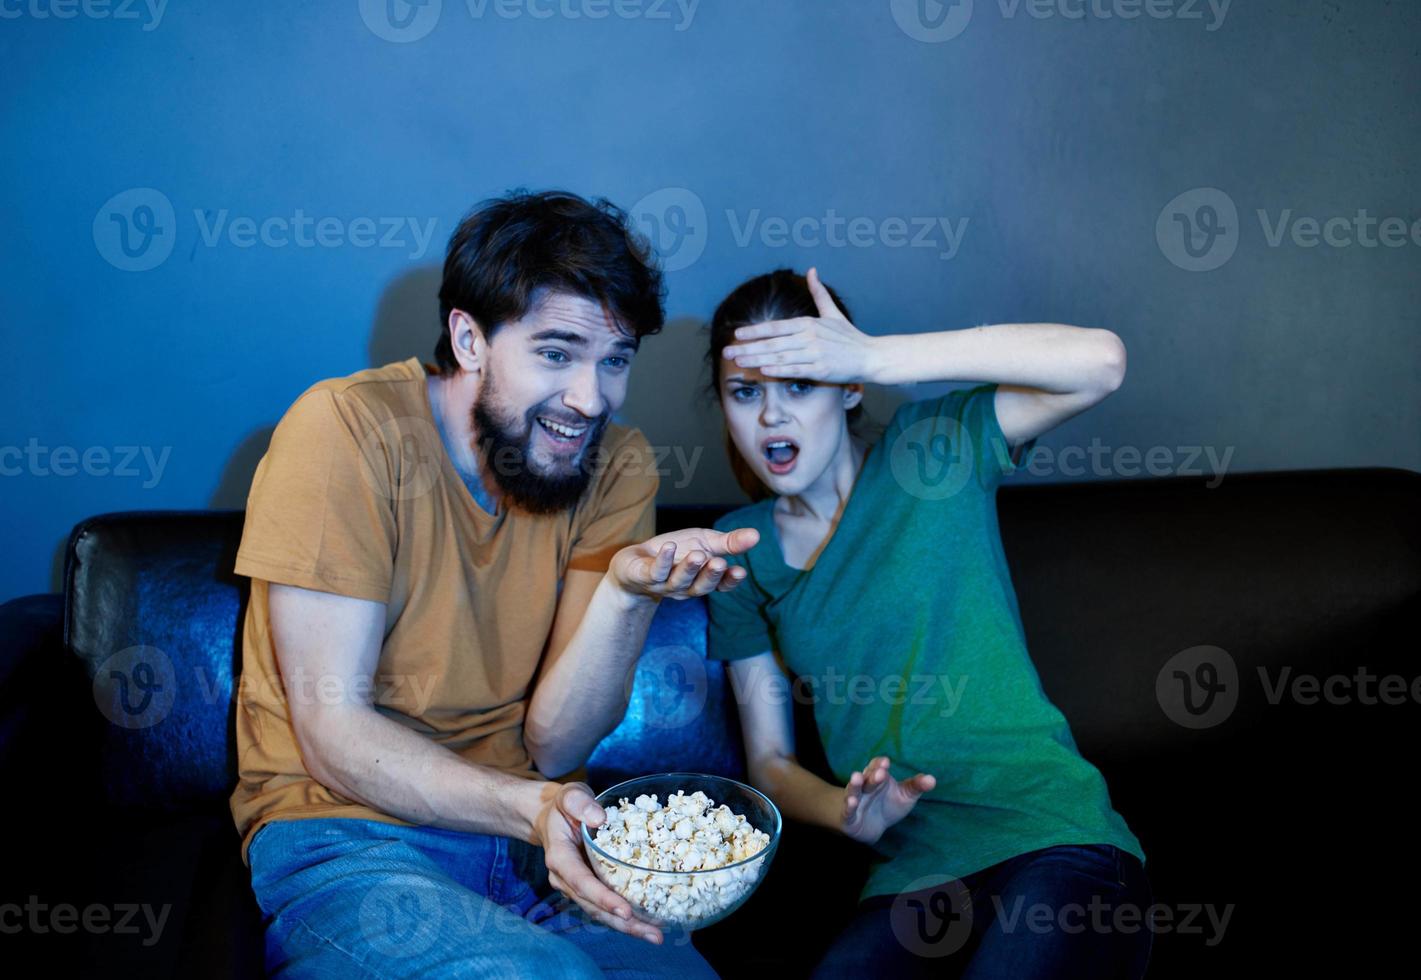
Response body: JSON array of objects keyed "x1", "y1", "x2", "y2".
[
  {"x1": 448, "y1": 309, "x2": 487, "y2": 374},
  {"x1": 842, "y1": 383, "x2": 864, "y2": 411}
]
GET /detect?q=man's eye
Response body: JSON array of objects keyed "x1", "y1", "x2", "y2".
[
  {"x1": 602, "y1": 356, "x2": 630, "y2": 370},
  {"x1": 540, "y1": 350, "x2": 570, "y2": 364}
]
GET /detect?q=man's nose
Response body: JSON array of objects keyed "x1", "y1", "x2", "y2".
[{"x1": 562, "y1": 366, "x2": 604, "y2": 419}]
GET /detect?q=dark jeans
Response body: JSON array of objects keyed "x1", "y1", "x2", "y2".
[{"x1": 811, "y1": 844, "x2": 1153, "y2": 980}]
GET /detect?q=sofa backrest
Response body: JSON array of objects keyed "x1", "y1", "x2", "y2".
[
  {"x1": 63, "y1": 507, "x2": 747, "y2": 813},
  {"x1": 64, "y1": 471, "x2": 1421, "y2": 836}
]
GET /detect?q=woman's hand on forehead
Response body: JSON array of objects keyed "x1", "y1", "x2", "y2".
[{"x1": 721, "y1": 267, "x2": 882, "y2": 385}]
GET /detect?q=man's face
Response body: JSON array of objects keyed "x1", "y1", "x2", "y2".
[{"x1": 471, "y1": 290, "x2": 638, "y2": 514}]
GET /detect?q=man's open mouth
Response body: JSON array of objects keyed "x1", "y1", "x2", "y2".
[{"x1": 536, "y1": 416, "x2": 590, "y2": 446}]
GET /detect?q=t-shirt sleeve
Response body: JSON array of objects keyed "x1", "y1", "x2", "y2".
[
  {"x1": 234, "y1": 388, "x2": 396, "y2": 603},
  {"x1": 566, "y1": 428, "x2": 659, "y2": 573},
  {"x1": 705, "y1": 513, "x2": 776, "y2": 662},
  {"x1": 882, "y1": 382, "x2": 1038, "y2": 495}
]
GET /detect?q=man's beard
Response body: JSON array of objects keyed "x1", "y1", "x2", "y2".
[{"x1": 470, "y1": 367, "x2": 607, "y2": 515}]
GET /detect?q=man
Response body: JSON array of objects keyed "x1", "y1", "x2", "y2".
[{"x1": 231, "y1": 190, "x2": 758, "y2": 977}]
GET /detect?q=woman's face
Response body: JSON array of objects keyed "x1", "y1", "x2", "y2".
[{"x1": 720, "y1": 361, "x2": 856, "y2": 497}]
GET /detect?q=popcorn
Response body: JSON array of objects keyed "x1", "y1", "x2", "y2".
[{"x1": 588, "y1": 789, "x2": 773, "y2": 928}]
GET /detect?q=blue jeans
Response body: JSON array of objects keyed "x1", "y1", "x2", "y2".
[
  {"x1": 248, "y1": 817, "x2": 719, "y2": 979},
  {"x1": 811, "y1": 844, "x2": 1154, "y2": 979}
]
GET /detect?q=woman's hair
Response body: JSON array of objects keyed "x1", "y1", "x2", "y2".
[
  {"x1": 435, "y1": 189, "x2": 665, "y2": 374},
  {"x1": 703, "y1": 269, "x2": 866, "y2": 502}
]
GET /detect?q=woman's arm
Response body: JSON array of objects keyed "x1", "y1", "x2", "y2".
[
  {"x1": 729, "y1": 652, "x2": 934, "y2": 844},
  {"x1": 722, "y1": 267, "x2": 1126, "y2": 447}
]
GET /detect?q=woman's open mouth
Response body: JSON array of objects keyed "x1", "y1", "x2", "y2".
[{"x1": 762, "y1": 437, "x2": 799, "y2": 476}]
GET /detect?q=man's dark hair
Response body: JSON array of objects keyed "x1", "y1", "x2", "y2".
[{"x1": 435, "y1": 189, "x2": 665, "y2": 373}]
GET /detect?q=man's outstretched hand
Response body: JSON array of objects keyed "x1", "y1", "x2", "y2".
[{"x1": 609, "y1": 527, "x2": 760, "y2": 601}]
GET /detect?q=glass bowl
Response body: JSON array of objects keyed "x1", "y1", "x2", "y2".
[{"x1": 581, "y1": 772, "x2": 782, "y2": 930}]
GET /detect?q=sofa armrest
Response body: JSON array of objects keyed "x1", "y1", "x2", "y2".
[{"x1": 0, "y1": 593, "x2": 65, "y2": 764}]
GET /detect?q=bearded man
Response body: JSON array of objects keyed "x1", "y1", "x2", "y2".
[{"x1": 230, "y1": 190, "x2": 756, "y2": 978}]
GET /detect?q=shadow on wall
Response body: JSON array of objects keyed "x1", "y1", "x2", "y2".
[
  {"x1": 199, "y1": 263, "x2": 444, "y2": 530},
  {"x1": 369, "y1": 264, "x2": 443, "y2": 371},
  {"x1": 210, "y1": 427, "x2": 278, "y2": 511}
]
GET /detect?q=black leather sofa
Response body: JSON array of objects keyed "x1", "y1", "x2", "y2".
[{"x1": 2, "y1": 468, "x2": 1417, "y2": 978}]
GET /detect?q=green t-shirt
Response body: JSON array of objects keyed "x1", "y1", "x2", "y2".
[{"x1": 707, "y1": 383, "x2": 1145, "y2": 899}]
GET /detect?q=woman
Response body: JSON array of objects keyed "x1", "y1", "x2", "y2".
[{"x1": 704, "y1": 268, "x2": 1151, "y2": 978}]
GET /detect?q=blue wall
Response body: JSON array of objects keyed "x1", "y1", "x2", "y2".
[{"x1": 3, "y1": 0, "x2": 1418, "y2": 602}]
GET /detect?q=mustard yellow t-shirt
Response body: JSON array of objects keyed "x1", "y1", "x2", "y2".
[{"x1": 230, "y1": 357, "x2": 658, "y2": 864}]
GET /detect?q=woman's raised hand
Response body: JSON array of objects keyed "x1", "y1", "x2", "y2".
[
  {"x1": 841, "y1": 755, "x2": 936, "y2": 845},
  {"x1": 721, "y1": 267, "x2": 880, "y2": 384}
]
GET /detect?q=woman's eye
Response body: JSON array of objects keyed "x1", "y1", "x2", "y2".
[
  {"x1": 731, "y1": 386, "x2": 758, "y2": 401},
  {"x1": 788, "y1": 381, "x2": 813, "y2": 395},
  {"x1": 540, "y1": 350, "x2": 569, "y2": 364}
]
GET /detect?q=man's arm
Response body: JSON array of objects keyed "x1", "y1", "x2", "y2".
[
  {"x1": 523, "y1": 526, "x2": 761, "y2": 779},
  {"x1": 266, "y1": 582, "x2": 665, "y2": 943}
]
